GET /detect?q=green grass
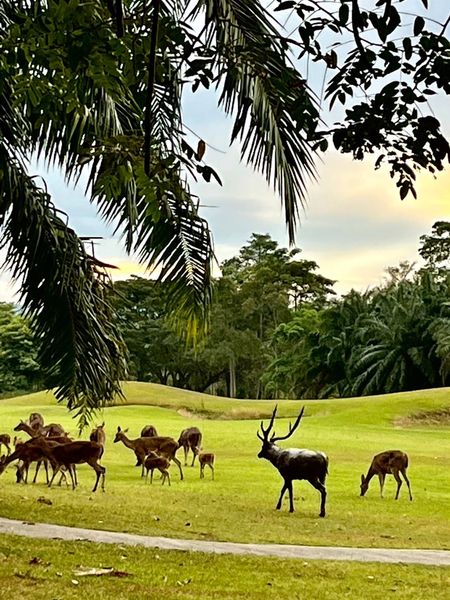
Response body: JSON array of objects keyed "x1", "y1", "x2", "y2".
[
  {"x1": 0, "y1": 534, "x2": 448, "y2": 600},
  {"x1": 0, "y1": 384, "x2": 449, "y2": 551}
]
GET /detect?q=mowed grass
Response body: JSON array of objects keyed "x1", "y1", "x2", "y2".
[
  {"x1": 0, "y1": 534, "x2": 449, "y2": 600},
  {"x1": 0, "y1": 384, "x2": 448, "y2": 550}
]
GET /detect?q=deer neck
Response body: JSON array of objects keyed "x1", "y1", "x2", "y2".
[
  {"x1": 120, "y1": 434, "x2": 137, "y2": 450},
  {"x1": 266, "y1": 444, "x2": 284, "y2": 465}
]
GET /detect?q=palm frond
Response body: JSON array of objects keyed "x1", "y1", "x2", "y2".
[{"x1": 196, "y1": 0, "x2": 319, "y2": 242}]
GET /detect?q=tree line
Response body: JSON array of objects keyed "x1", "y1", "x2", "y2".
[{"x1": 3, "y1": 222, "x2": 448, "y2": 400}]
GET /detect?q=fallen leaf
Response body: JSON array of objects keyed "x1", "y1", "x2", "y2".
[
  {"x1": 37, "y1": 496, "x2": 52, "y2": 506},
  {"x1": 71, "y1": 579, "x2": 79, "y2": 585}
]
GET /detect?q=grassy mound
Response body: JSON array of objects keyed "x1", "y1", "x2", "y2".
[{"x1": 0, "y1": 383, "x2": 448, "y2": 551}]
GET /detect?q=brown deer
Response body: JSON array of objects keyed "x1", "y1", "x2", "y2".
[
  {"x1": 257, "y1": 406, "x2": 328, "y2": 517},
  {"x1": 178, "y1": 427, "x2": 202, "y2": 466},
  {"x1": 360, "y1": 450, "x2": 413, "y2": 500},
  {"x1": 144, "y1": 451, "x2": 171, "y2": 485},
  {"x1": 113, "y1": 427, "x2": 183, "y2": 480},
  {"x1": 199, "y1": 452, "x2": 215, "y2": 480},
  {"x1": 89, "y1": 422, "x2": 106, "y2": 459},
  {"x1": 29, "y1": 437, "x2": 105, "y2": 492},
  {"x1": 0, "y1": 434, "x2": 11, "y2": 456},
  {"x1": 141, "y1": 425, "x2": 158, "y2": 437},
  {"x1": 14, "y1": 419, "x2": 66, "y2": 439}
]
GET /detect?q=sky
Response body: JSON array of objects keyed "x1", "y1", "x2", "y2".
[{"x1": 0, "y1": 2, "x2": 449, "y2": 302}]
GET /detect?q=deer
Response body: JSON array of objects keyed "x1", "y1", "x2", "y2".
[
  {"x1": 178, "y1": 427, "x2": 202, "y2": 466},
  {"x1": 14, "y1": 419, "x2": 66, "y2": 439},
  {"x1": 0, "y1": 434, "x2": 11, "y2": 456},
  {"x1": 28, "y1": 437, "x2": 105, "y2": 492},
  {"x1": 257, "y1": 405, "x2": 328, "y2": 517},
  {"x1": 89, "y1": 422, "x2": 106, "y2": 459},
  {"x1": 360, "y1": 450, "x2": 413, "y2": 500},
  {"x1": 199, "y1": 452, "x2": 215, "y2": 480},
  {"x1": 141, "y1": 424, "x2": 158, "y2": 437},
  {"x1": 29, "y1": 412, "x2": 44, "y2": 431},
  {"x1": 4, "y1": 436, "x2": 73, "y2": 485},
  {"x1": 113, "y1": 427, "x2": 183, "y2": 480},
  {"x1": 144, "y1": 450, "x2": 171, "y2": 485}
]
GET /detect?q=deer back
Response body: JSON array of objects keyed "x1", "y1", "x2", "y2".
[
  {"x1": 178, "y1": 427, "x2": 202, "y2": 448},
  {"x1": 141, "y1": 425, "x2": 158, "y2": 438},
  {"x1": 139, "y1": 436, "x2": 179, "y2": 458}
]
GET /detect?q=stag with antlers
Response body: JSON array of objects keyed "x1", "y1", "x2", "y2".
[{"x1": 257, "y1": 406, "x2": 328, "y2": 517}]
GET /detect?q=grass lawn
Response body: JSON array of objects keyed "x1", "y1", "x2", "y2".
[
  {"x1": 0, "y1": 384, "x2": 448, "y2": 551},
  {"x1": 0, "y1": 534, "x2": 449, "y2": 599}
]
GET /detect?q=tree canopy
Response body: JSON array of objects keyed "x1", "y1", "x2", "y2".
[{"x1": 0, "y1": 1, "x2": 448, "y2": 421}]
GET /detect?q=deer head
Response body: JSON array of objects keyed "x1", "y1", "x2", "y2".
[
  {"x1": 113, "y1": 426, "x2": 129, "y2": 443},
  {"x1": 13, "y1": 420, "x2": 27, "y2": 432},
  {"x1": 257, "y1": 405, "x2": 305, "y2": 459}
]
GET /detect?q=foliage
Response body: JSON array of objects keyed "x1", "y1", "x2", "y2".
[
  {"x1": 0, "y1": 1, "x2": 448, "y2": 420},
  {"x1": 0, "y1": 302, "x2": 41, "y2": 392}
]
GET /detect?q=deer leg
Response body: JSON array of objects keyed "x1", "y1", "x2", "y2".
[
  {"x1": 393, "y1": 471, "x2": 403, "y2": 499},
  {"x1": 209, "y1": 463, "x2": 214, "y2": 480},
  {"x1": 44, "y1": 460, "x2": 49, "y2": 485},
  {"x1": 401, "y1": 470, "x2": 413, "y2": 501},
  {"x1": 309, "y1": 478, "x2": 327, "y2": 518},
  {"x1": 276, "y1": 481, "x2": 288, "y2": 510},
  {"x1": 200, "y1": 465, "x2": 204, "y2": 479},
  {"x1": 5, "y1": 443, "x2": 11, "y2": 457},
  {"x1": 48, "y1": 465, "x2": 62, "y2": 488},
  {"x1": 90, "y1": 461, "x2": 105, "y2": 492},
  {"x1": 172, "y1": 455, "x2": 184, "y2": 481},
  {"x1": 150, "y1": 469, "x2": 154, "y2": 484},
  {"x1": 33, "y1": 460, "x2": 42, "y2": 484},
  {"x1": 378, "y1": 473, "x2": 386, "y2": 498},
  {"x1": 183, "y1": 446, "x2": 188, "y2": 466},
  {"x1": 191, "y1": 449, "x2": 196, "y2": 467}
]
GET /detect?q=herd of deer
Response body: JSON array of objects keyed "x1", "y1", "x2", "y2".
[
  {"x1": 0, "y1": 407, "x2": 413, "y2": 518},
  {"x1": 0, "y1": 414, "x2": 215, "y2": 492}
]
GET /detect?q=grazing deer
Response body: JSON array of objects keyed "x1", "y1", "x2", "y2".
[
  {"x1": 144, "y1": 451, "x2": 171, "y2": 485},
  {"x1": 257, "y1": 406, "x2": 328, "y2": 517},
  {"x1": 199, "y1": 452, "x2": 215, "y2": 480},
  {"x1": 0, "y1": 434, "x2": 11, "y2": 456},
  {"x1": 29, "y1": 437, "x2": 105, "y2": 492},
  {"x1": 90, "y1": 422, "x2": 106, "y2": 459},
  {"x1": 141, "y1": 424, "x2": 158, "y2": 438},
  {"x1": 178, "y1": 427, "x2": 202, "y2": 466},
  {"x1": 360, "y1": 450, "x2": 413, "y2": 500},
  {"x1": 113, "y1": 427, "x2": 183, "y2": 480}
]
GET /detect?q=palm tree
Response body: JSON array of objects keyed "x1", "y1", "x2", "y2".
[{"x1": 0, "y1": 1, "x2": 318, "y2": 422}]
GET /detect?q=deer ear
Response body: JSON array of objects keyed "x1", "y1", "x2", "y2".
[
  {"x1": 117, "y1": 426, "x2": 121, "y2": 432},
  {"x1": 124, "y1": 428, "x2": 129, "y2": 433}
]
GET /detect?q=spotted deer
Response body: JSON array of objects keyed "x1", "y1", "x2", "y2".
[
  {"x1": 199, "y1": 452, "x2": 215, "y2": 480},
  {"x1": 0, "y1": 434, "x2": 11, "y2": 456},
  {"x1": 257, "y1": 406, "x2": 328, "y2": 517},
  {"x1": 360, "y1": 450, "x2": 412, "y2": 500},
  {"x1": 178, "y1": 427, "x2": 202, "y2": 466},
  {"x1": 144, "y1": 451, "x2": 171, "y2": 485},
  {"x1": 113, "y1": 427, "x2": 183, "y2": 480}
]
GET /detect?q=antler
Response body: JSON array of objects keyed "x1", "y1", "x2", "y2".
[
  {"x1": 271, "y1": 406, "x2": 305, "y2": 443},
  {"x1": 258, "y1": 405, "x2": 278, "y2": 441}
]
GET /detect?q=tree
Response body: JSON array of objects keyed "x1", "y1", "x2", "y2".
[
  {"x1": 0, "y1": 1, "x2": 448, "y2": 420},
  {"x1": 0, "y1": 303, "x2": 42, "y2": 393},
  {"x1": 419, "y1": 221, "x2": 450, "y2": 271}
]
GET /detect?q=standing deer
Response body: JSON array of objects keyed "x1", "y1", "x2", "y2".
[
  {"x1": 141, "y1": 425, "x2": 158, "y2": 437},
  {"x1": 113, "y1": 427, "x2": 183, "y2": 480},
  {"x1": 178, "y1": 427, "x2": 202, "y2": 466},
  {"x1": 29, "y1": 437, "x2": 105, "y2": 492},
  {"x1": 0, "y1": 434, "x2": 11, "y2": 456},
  {"x1": 199, "y1": 452, "x2": 215, "y2": 480},
  {"x1": 144, "y1": 451, "x2": 171, "y2": 485},
  {"x1": 257, "y1": 405, "x2": 328, "y2": 517},
  {"x1": 360, "y1": 450, "x2": 413, "y2": 500},
  {"x1": 90, "y1": 422, "x2": 106, "y2": 459}
]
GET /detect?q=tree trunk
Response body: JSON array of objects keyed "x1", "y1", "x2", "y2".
[{"x1": 229, "y1": 356, "x2": 236, "y2": 398}]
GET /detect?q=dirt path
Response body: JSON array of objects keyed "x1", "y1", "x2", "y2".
[{"x1": 0, "y1": 517, "x2": 449, "y2": 566}]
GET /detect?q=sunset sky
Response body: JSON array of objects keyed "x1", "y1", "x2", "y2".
[{"x1": 0, "y1": 2, "x2": 449, "y2": 302}]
